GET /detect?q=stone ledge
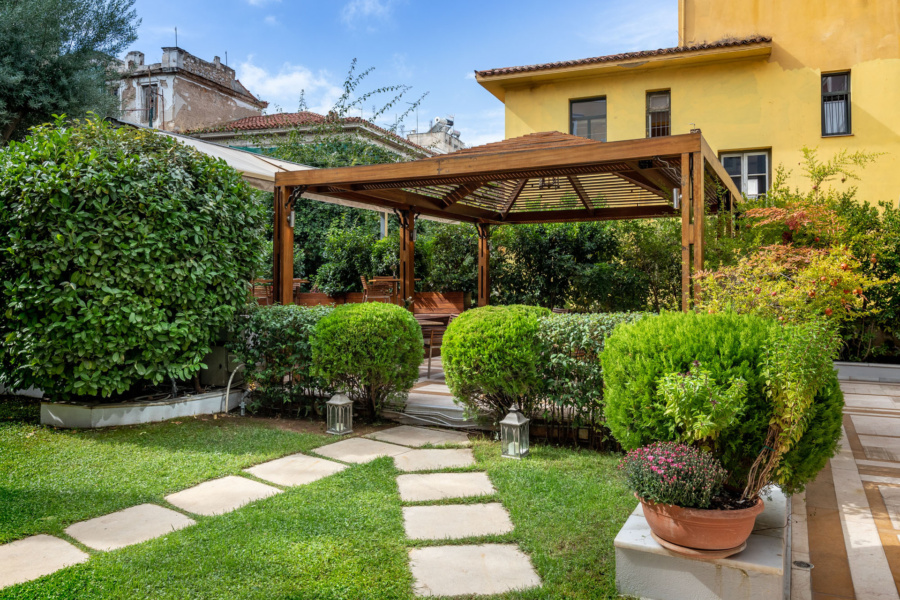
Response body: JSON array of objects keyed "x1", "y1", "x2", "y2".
[
  {"x1": 40, "y1": 389, "x2": 243, "y2": 429},
  {"x1": 615, "y1": 488, "x2": 789, "y2": 600}
]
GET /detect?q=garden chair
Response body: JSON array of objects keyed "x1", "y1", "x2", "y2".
[
  {"x1": 360, "y1": 275, "x2": 393, "y2": 303},
  {"x1": 252, "y1": 280, "x2": 273, "y2": 306},
  {"x1": 423, "y1": 326, "x2": 446, "y2": 378}
]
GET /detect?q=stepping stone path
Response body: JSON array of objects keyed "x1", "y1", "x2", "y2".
[
  {"x1": 65, "y1": 504, "x2": 195, "y2": 551},
  {"x1": 357, "y1": 425, "x2": 541, "y2": 597},
  {"x1": 0, "y1": 424, "x2": 539, "y2": 596}
]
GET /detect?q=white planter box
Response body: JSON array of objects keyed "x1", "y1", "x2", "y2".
[
  {"x1": 834, "y1": 361, "x2": 900, "y2": 383},
  {"x1": 40, "y1": 389, "x2": 244, "y2": 429},
  {"x1": 615, "y1": 488, "x2": 789, "y2": 600}
]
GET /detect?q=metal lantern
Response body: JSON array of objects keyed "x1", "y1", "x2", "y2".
[
  {"x1": 326, "y1": 394, "x2": 353, "y2": 435},
  {"x1": 500, "y1": 404, "x2": 529, "y2": 459}
]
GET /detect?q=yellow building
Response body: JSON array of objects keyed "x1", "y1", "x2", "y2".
[{"x1": 476, "y1": 0, "x2": 900, "y2": 205}]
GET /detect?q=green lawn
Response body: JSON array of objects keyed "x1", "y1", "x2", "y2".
[{"x1": 0, "y1": 396, "x2": 635, "y2": 599}]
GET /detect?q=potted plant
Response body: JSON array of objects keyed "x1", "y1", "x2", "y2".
[{"x1": 620, "y1": 442, "x2": 763, "y2": 556}]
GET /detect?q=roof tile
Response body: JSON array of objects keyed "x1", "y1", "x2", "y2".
[{"x1": 475, "y1": 36, "x2": 772, "y2": 77}]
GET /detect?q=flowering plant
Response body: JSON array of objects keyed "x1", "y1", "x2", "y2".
[{"x1": 619, "y1": 442, "x2": 728, "y2": 509}]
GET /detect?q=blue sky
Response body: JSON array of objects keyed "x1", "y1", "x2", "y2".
[{"x1": 130, "y1": 0, "x2": 677, "y2": 145}]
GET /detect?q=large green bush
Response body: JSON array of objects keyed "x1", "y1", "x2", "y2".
[
  {"x1": 229, "y1": 304, "x2": 333, "y2": 412},
  {"x1": 422, "y1": 224, "x2": 478, "y2": 294},
  {"x1": 537, "y1": 312, "x2": 646, "y2": 429},
  {"x1": 311, "y1": 302, "x2": 422, "y2": 420},
  {"x1": 443, "y1": 305, "x2": 550, "y2": 422},
  {"x1": 0, "y1": 118, "x2": 266, "y2": 399},
  {"x1": 601, "y1": 311, "x2": 843, "y2": 494}
]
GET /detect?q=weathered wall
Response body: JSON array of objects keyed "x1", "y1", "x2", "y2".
[{"x1": 170, "y1": 77, "x2": 262, "y2": 133}]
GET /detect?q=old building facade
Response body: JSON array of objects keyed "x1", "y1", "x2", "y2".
[{"x1": 116, "y1": 47, "x2": 267, "y2": 133}]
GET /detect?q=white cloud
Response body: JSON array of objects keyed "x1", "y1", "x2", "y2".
[
  {"x1": 464, "y1": 72, "x2": 476, "y2": 80},
  {"x1": 341, "y1": 0, "x2": 396, "y2": 27},
  {"x1": 246, "y1": 0, "x2": 280, "y2": 6},
  {"x1": 264, "y1": 15, "x2": 278, "y2": 25},
  {"x1": 579, "y1": 3, "x2": 676, "y2": 51},
  {"x1": 237, "y1": 57, "x2": 343, "y2": 114}
]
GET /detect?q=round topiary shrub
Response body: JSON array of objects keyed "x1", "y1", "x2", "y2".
[
  {"x1": 601, "y1": 311, "x2": 843, "y2": 495},
  {"x1": 442, "y1": 304, "x2": 550, "y2": 423},
  {"x1": 311, "y1": 302, "x2": 422, "y2": 421},
  {"x1": 0, "y1": 117, "x2": 266, "y2": 399}
]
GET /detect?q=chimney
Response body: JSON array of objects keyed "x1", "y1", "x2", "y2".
[
  {"x1": 125, "y1": 51, "x2": 144, "y2": 68},
  {"x1": 214, "y1": 56, "x2": 221, "y2": 66}
]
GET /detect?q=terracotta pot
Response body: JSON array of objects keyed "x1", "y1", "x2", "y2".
[{"x1": 639, "y1": 495, "x2": 764, "y2": 551}]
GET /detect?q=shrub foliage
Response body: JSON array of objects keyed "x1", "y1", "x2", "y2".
[
  {"x1": 229, "y1": 304, "x2": 333, "y2": 412},
  {"x1": 0, "y1": 118, "x2": 266, "y2": 398},
  {"x1": 443, "y1": 305, "x2": 550, "y2": 422},
  {"x1": 311, "y1": 302, "x2": 422, "y2": 420},
  {"x1": 601, "y1": 311, "x2": 843, "y2": 496},
  {"x1": 537, "y1": 312, "x2": 646, "y2": 429}
]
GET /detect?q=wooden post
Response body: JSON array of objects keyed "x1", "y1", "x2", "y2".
[
  {"x1": 726, "y1": 190, "x2": 735, "y2": 237},
  {"x1": 477, "y1": 223, "x2": 491, "y2": 307},
  {"x1": 273, "y1": 186, "x2": 296, "y2": 305},
  {"x1": 680, "y1": 153, "x2": 691, "y2": 312},
  {"x1": 692, "y1": 151, "x2": 705, "y2": 302},
  {"x1": 398, "y1": 208, "x2": 416, "y2": 306}
]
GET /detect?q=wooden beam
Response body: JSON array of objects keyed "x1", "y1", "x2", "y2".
[
  {"x1": 500, "y1": 179, "x2": 528, "y2": 217},
  {"x1": 609, "y1": 170, "x2": 668, "y2": 198},
  {"x1": 440, "y1": 183, "x2": 482, "y2": 208},
  {"x1": 399, "y1": 209, "x2": 416, "y2": 305},
  {"x1": 273, "y1": 186, "x2": 295, "y2": 305},
  {"x1": 276, "y1": 133, "x2": 703, "y2": 188},
  {"x1": 566, "y1": 175, "x2": 592, "y2": 210},
  {"x1": 477, "y1": 223, "x2": 490, "y2": 307},
  {"x1": 305, "y1": 188, "x2": 489, "y2": 224},
  {"x1": 681, "y1": 153, "x2": 691, "y2": 312},
  {"x1": 502, "y1": 205, "x2": 677, "y2": 224},
  {"x1": 692, "y1": 151, "x2": 705, "y2": 302},
  {"x1": 624, "y1": 161, "x2": 679, "y2": 196},
  {"x1": 700, "y1": 135, "x2": 742, "y2": 202}
]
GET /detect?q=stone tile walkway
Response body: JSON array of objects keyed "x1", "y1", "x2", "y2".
[
  {"x1": 65, "y1": 504, "x2": 195, "y2": 551},
  {"x1": 796, "y1": 379, "x2": 900, "y2": 600}
]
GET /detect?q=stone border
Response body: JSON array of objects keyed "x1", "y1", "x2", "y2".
[
  {"x1": 835, "y1": 361, "x2": 900, "y2": 383},
  {"x1": 40, "y1": 389, "x2": 244, "y2": 428}
]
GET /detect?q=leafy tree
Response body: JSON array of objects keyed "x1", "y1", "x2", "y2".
[
  {"x1": 0, "y1": 0, "x2": 139, "y2": 143},
  {"x1": 421, "y1": 224, "x2": 478, "y2": 294}
]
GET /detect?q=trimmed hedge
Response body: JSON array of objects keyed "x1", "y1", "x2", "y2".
[
  {"x1": 311, "y1": 302, "x2": 422, "y2": 420},
  {"x1": 443, "y1": 305, "x2": 550, "y2": 422},
  {"x1": 229, "y1": 304, "x2": 333, "y2": 412},
  {"x1": 0, "y1": 118, "x2": 266, "y2": 399},
  {"x1": 601, "y1": 311, "x2": 843, "y2": 494},
  {"x1": 538, "y1": 312, "x2": 647, "y2": 428}
]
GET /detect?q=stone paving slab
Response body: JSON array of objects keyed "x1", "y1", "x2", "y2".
[
  {"x1": 365, "y1": 425, "x2": 470, "y2": 448},
  {"x1": 0, "y1": 535, "x2": 89, "y2": 590},
  {"x1": 65, "y1": 503, "x2": 195, "y2": 551},
  {"x1": 165, "y1": 476, "x2": 281, "y2": 516},
  {"x1": 314, "y1": 437, "x2": 410, "y2": 464},
  {"x1": 397, "y1": 472, "x2": 495, "y2": 502},
  {"x1": 409, "y1": 544, "x2": 540, "y2": 596},
  {"x1": 403, "y1": 503, "x2": 514, "y2": 540},
  {"x1": 245, "y1": 453, "x2": 347, "y2": 486},
  {"x1": 394, "y1": 448, "x2": 475, "y2": 472}
]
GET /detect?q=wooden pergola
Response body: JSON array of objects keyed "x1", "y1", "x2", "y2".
[{"x1": 272, "y1": 131, "x2": 741, "y2": 311}]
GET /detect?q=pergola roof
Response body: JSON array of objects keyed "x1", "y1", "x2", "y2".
[{"x1": 275, "y1": 131, "x2": 741, "y2": 224}]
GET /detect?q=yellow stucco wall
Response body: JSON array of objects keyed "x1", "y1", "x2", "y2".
[{"x1": 495, "y1": 0, "x2": 900, "y2": 205}]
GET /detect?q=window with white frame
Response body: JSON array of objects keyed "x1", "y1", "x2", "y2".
[{"x1": 721, "y1": 151, "x2": 770, "y2": 198}]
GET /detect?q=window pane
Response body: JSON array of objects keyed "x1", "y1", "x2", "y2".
[
  {"x1": 823, "y1": 74, "x2": 849, "y2": 94},
  {"x1": 572, "y1": 120, "x2": 589, "y2": 138},
  {"x1": 572, "y1": 98, "x2": 606, "y2": 118},
  {"x1": 723, "y1": 156, "x2": 742, "y2": 177},
  {"x1": 590, "y1": 118, "x2": 607, "y2": 142},
  {"x1": 648, "y1": 111, "x2": 670, "y2": 137},
  {"x1": 746, "y1": 154, "x2": 767, "y2": 175},
  {"x1": 648, "y1": 92, "x2": 670, "y2": 111},
  {"x1": 748, "y1": 175, "x2": 767, "y2": 197},
  {"x1": 823, "y1": 97, "x2": 849, "y2": 135}
]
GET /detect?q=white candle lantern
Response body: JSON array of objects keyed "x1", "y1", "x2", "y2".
[
  {"x1": 326, "y1": 394, "x2": 353, "y2": 435},
  {"x1": 500, "y1": 404, "x2": 530, "y2": 459}
]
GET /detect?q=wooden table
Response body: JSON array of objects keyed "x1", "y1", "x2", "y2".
[{"x1": 416, "y1": 320, "x2": 445, "y2": 328}]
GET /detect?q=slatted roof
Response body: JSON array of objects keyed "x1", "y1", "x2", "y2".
[{"x1": 274, "y1": 131, "x2": 741, "y2": 224}]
